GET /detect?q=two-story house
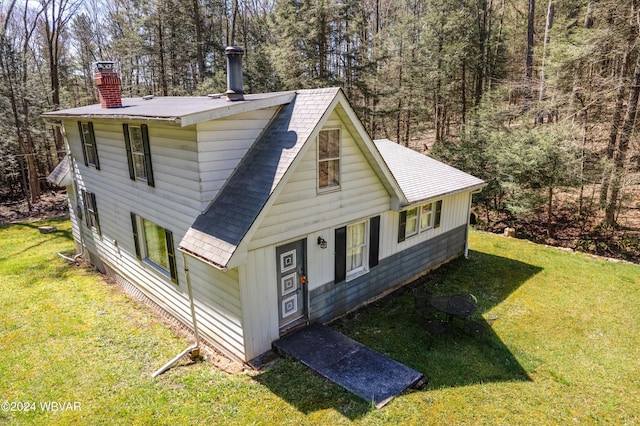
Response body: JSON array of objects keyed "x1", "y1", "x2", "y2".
[{"x1": 44, "y1": 49, "x2": 485, "y2": 363}]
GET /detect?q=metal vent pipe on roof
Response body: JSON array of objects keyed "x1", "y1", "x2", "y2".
[{"x1": 225, "y1": 46, "x2": 245, "y2": 101}]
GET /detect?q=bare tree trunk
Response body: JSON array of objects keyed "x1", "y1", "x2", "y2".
[
  {"x1": 584, "y1": 0, "x2": 596, "y2": 28},
  {"x1": 230, "y1": 0, "x2": 239, "y2": 46},
  {"x1": 600, "y1": 52, "x2": 631, "y2": 207},
  {"x1": 475, "y1": 0, "x2": 488, "y2": 106},
  {"x1": 192, "y1": 0, "x2": 205, "y2": 82},
  {"x1": 461, "y1": 61, "x2": 467, "y2": 124},
  {"x1": 0, "y1": 1, "x2": 44, "y2": 204},
  {"x1": 537, "y1": 0, "x2": 553, "y2": 124},
  {"x1": 489, "y1": 0, "x2": 506, "y2": 92},
  {"x1": 604, "y1": 52, "x2": 640, "y2": 227},
  {"x1": 157, "y1": 15, "x2": 168, "y2": 96},
  {"x1": 547, "y1": 186, "x2": 553, "y2": 238},
  {"x1": 42, "y1": 0, "x2": 79, "y2": 160},
  {"x1": 524, "y1": 0, "x2": 535, "y2": 111}
]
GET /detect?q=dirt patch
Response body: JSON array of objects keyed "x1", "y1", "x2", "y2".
[
  {"x1": 0, "y1": 189, "x2": 70, "y2": 225},
  {"x1": 476, "y1": 203, "x2": 640, "y2": 264}
]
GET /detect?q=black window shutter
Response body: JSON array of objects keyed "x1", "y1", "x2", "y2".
[
  {"x1": 81, "y1": 190, "x2": 90, "y2": 228},
  {"x1": 141, "y1": 124, "x2": 154, "y2": 187},
  {"x1": 434, "y1": 200, "x2": 443, "y2": 228},
  {"x1": 130, "y1": 213, "x2": 141, "y2": 260},
  {"x1": 165, "y1": 229, "x2": 178, "y2": 284},
  {"x1": 398, "y1": 210, "x2": 407, "y2": 243},
  {"x1": 369, "y1": 215, "x2": 380, "y2": 268},
  {"x1": 89, "y1": 122, "x2": 100, "y2": 170},
  {"x1": 90, "y1": 192, "x2": 101, "y2": 235},
  {"x1": 335, "y1": 226, "x2": 347, "y2": 283},
  {"x1": 78, "y1": 121, "x2": 89, "y2": 167},
  {"x1": 123, "y1": 124, "x2": 135, "y2": 181}
]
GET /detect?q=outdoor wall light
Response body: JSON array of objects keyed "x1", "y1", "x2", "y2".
[{"x1": 317, "y1": 236, "x2": 327, "y2": 249}]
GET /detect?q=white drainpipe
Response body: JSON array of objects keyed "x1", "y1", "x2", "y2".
[
  {"x1": 59, "y1": 152, "x2": 84, "y2": 264},
  {"x1": 152, "y1": 252, "x2": 201, "y2": 378},
  {"x1": 465, "y1": 192, "x2": 473, "y2": 258}
]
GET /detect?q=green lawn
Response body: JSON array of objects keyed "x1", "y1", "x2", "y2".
[{"x1": 1, "y1": 219, "x2": 639, "y2": 425}]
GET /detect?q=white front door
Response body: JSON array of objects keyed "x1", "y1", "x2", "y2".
[{"x1": 276, "y1": 239, "x2": 307, "y2": 331}]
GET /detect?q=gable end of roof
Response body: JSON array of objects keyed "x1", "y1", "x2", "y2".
[{"x1": 179, "y1": 87, "x2": 341, "y2": 268}]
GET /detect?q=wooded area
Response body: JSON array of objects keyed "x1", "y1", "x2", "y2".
[{"x1": 1, "y1": 0, "x2": 638, "y2": 260}]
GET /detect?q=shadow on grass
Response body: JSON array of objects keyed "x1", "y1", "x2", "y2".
[
  {"x1": 254, "y1": 359, "x2": 372, "y2": 419},
  {"x1": 255, "y1": 250, "x2": 541, "y2": 416},
  {"x1": 0, "y1": 220, "x2": 73, "y2": 260}
]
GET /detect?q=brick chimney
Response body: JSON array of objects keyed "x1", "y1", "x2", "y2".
[
  {"x1": 225, "y1": 46, "x2": 245, "y2": 101},
  {"x1": 94, "y1": 61, "x2": 122, "y2": 108}
]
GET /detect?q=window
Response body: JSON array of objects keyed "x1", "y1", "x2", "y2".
[
  {"x1": 130, "y1": 213, "x2": 177, "y2": 284},
  {"x1": 398, "y1": 200, "x2": 443, "y2": 242},
  {"x1": 78, "y1": 122, "x2": 100, "y2": 169},
  {"x1": 123, "y1": 124, "x2": 154, "y2": 186},
  {"x1": 82, "y1": 190, "x2": 100, "y2": 234},
  {"x1": 347, "y1": 221, "x2": 368, "y2": 279},
  {"x1": 318, "y1": 129, "x2": 340, "y2": 190},
  {"x1": 335, "y1": 216, "x2": 380, "y2": 283},
  {"x1": 419, "y1": 203, "x2": 434, "y2": 231},
  {"x1": 405, "y1": 207, "x2": 419, "y2": 237}
]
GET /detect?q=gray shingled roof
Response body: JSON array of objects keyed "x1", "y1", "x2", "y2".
[
  {"x1": 47, "y1": 155, "x2": 71, "y2": 186},
  {"x1": 179, "y1": 87, "x2": 341, "y2": 268},
  {"x1": 42, "y1": 92, "x2": 295, "y2": 127},
  {"x1": 374, "y1": 139, "x2": 486, "y2": 205}
]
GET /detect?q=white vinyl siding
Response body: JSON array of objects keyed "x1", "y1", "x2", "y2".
[
  {"x1": 66, "y1": 119, "x2": 198, "y2": 344},
  {"x1": 66, "y1": 118, "x2": 250, "y2": 361},
  {"x1": 392, "y1": 192, "x2": 472, "y2": 254},
  {"x1": 239, "y1": 247, "x2": 279, "y2": 361},
  {"x1": 196, "y1": 108, "x2": 279, "y2": 205},
  {"x1": 249, "y1": 111, "x2": 390, "y2": 251}
]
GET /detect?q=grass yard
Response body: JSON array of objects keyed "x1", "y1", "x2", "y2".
[{"x1": 1, "y1": 218, "x2": 639, "y2": 425}]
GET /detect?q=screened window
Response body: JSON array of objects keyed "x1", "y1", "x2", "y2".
[
  {"x1": 130, "y1": 213, "x2": 177, "y2": 284},
  {"x1": 405, "y1": 207, "x2": 419, "y2": 237},
  {"x1": 129, "y1": 126, "x2": 146, "y2": 181},
  {"x1": 123, "y1": 124, "x2": 154, "y2": 186},
  {"x1": 420, "y1": 202, "x2": 434, "y2": 231},
  {"x1": 335, "y1": 216, "x2": 380, "y2": 283},
  {"x1": 346, "y1": 220, "x2": 368, "y2": 280},
  {"x1": 143, "y1": 219, "x2": 169, "y2": 271},
  {"x1": 318, "y1": 129, "x2": 340, "y2": 190},
  {"x1": 78, "y1": 122, "x2": 99, "y2": 169},
  {"x1": 398, "y1": 200, "x2": 443, "y2": 242},
  {"x1": 82, "y1": 190, "x2": 100, "y2": 235}
]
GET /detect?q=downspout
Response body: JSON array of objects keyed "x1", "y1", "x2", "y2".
[
  {"x1": 465, "y1": 188, "x2": 483, "y2": 259},
  {"x1": 54, "y1": 137, "x2": 84, "y2": 264},
  {"x1": 152, "y1": 252, "x2": 201, "y2": 378},
  {"x1": 59, "y1": 171, "x2": 84, "y2": 263},
  {"x1": 464, "y1": 192, "x2": 473, "y2": 259}
]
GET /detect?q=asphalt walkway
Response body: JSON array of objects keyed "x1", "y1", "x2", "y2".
[{"x1": 273, "y1": 323, "x2": 426, "y2": 408}]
